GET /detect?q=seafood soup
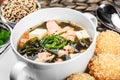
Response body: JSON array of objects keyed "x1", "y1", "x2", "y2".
[{"x1": 17, "y1": 20, "x2": 92, "y2": 63}]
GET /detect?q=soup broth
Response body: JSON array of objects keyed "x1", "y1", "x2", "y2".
[{"x1": 17, "y1": 20, "x2": 92, "y2": 63}]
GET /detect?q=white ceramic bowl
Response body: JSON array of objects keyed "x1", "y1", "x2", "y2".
[{"x1": 10, "y1": 8, "x2": 97, "y2": 80}]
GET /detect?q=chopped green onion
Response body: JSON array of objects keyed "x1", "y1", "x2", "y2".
[{"x1": 41, "y1": 35, "x2": 67, "y2": 49}]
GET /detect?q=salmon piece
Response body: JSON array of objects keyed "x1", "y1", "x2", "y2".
[
  {"x1": 80, "y1": 49, "x2": 86, "y2": 53},
  {"x1": 19, "y1": 38, "x2": 29, "y2": 47},
  {"x1": 55, "y1": 58, "x2": 64, "y2": 63},
  {"x1": 66, "y1": 36, "x2": 75, "y2": 42},
  {"x1": 67, "y1": 29, "x2": 76, "y2": 36},
  {"x1": 46, "y1": 20, "x2": 62, "y2": 35},
  {"x1": 62, "y1": 33, "x2": 75, "y2": 42},
  {"x1": 18, "y1": 32, "x2": 29, "y2": 47},
  {"x1": 61, "y1": 26, "x2": 76, "y2": 42},
  {"x1": 58, "y1": 50, "x2": 68, "y2": 57},
  {"x1": 63, "y1": 45, "x2": 74, "y2": 53},
  {"x1": 62, "y1": 26, "x2": 74, "y2": 32},
  {"x1": 38, "y1": 52, "x2": 55, "y2": 62}
]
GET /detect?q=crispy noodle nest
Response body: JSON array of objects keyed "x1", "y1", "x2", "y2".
[
  {"x1": 88, "y1": 53, "x2": 120, "y2": 80},
  {"x1": 95, "y1": 30, "x2": 120, "y2": 56},
  {"x1": 66, "y1": 73, "x2": 95, "y2": 80}
]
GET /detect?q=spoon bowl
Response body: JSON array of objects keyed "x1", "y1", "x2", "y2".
[{"x1": 96, "y1": 4, "x2": 120, "y2": 33}]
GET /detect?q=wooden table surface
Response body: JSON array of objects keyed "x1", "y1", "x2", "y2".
[{"x1": 39, "y1": 0, "x2": 120, "y2": 32}]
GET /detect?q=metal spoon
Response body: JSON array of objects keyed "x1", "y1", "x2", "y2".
[{"x1": 96, "y1": 4, "x2": 120, "y2": 33}]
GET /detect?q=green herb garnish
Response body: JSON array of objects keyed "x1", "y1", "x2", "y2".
[
  {"x1": 41, "y1": 35, "x2": 67, "y2": 49},
  {"x1": 0, "y1": 40, "x2": 4, "y2": 46},
  {"x1": 0, "y1": 29, "x2": 10, "y2": 46}
]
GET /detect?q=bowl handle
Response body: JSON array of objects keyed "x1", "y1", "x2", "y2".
[
  {"x1": 10, "y1": 61, "x2": 34, "y2": 80},
  {"x1": 83, "y1": 13, "x2": 98, "y2": 27}
]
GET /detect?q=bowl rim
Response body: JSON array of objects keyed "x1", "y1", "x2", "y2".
[{"x1": 10, "y1": 8, "x2": 97, "y2": 66}]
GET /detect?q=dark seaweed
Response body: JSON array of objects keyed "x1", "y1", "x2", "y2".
[
  {"x1": 18, "y1": 37, "x2": 42, "y2": 57},
  {"x1": 60, "y1": 55, "x2": 71, "y2": 61},
  {"x1": 38, "y1": 22, "x2": 47, "y2": 29},
  {"x1": 70, "y1": 38, "x2": 91, "y2": 53},
  {"x1": 48, "y1": 49, "x2": 59, "y2": 55},
  {"x1": 58, "y1": 22, "x2": 82, "y2": 31}
]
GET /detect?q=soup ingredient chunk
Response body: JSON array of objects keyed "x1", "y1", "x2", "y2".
[
  {"x1": 55, "y1": 58, "x2": 63, "y2": 62},
  {"x1": 37, "y1": 52, "x2": 55, "y2": 62},
  {"x1": 46, "y1": 20, "x2": 76, "y2": 41},
  {"x1": 95, "y1": 30, "x2": 120, "y2": 55},
  {"x1": 66, "y1": 73, "x2": 95, "y2": 80},
  {"x1": 61, "y1": 27, "x2": 76, "y2": 42},
  {"x1": 58, "y1": 50, "x2": 69, "y2": 57},
  {"x1": 46, "y1": 20, "x2": 62, "y2": 35},
  {"x1": 88, "y1": 53, "x2": 120, "y2": 80},
  {"x1": 18, "y1": 32, "x2": 29, "y2": 47},
  {"x1": 63, "y1": 45, "x2": 74, "y2": 53},
  {"x1": 18, "y1": 20, "x2": 92, "y2": 63},
  {"x1": 29, "y1": 28, "x2": 47, "y2": 39},
  {"x1": 18, "y1": 37, "x2": 41, "y2": 57},
  {"x1": 75, "y1": 30, "x2": 90, "y2": 39},
  {"x1": 0, "y1": 28, "x2": 10, "y2": 46}
]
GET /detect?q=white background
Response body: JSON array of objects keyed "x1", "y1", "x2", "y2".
[{"x1": 0, "y1": 47, "x2": 17, "y2": 80}]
